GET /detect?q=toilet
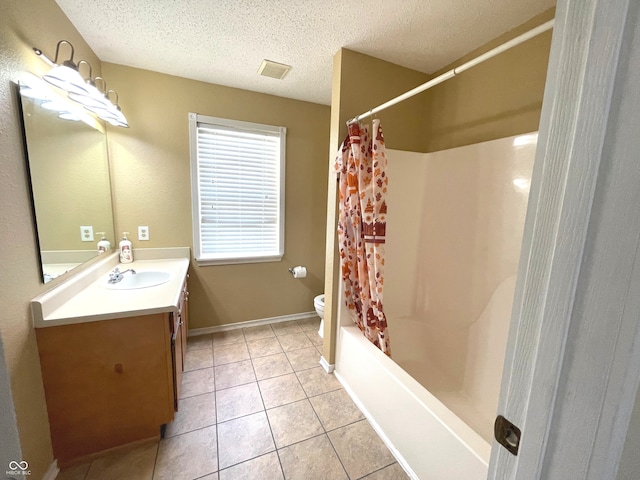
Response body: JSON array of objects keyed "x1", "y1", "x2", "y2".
[{"x1": 314, "y1": 294, "x2": 324, "y2": 338}]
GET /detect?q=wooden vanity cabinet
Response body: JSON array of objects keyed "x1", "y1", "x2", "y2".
[{"x1": 35, "y1": 274, "x2": 189, "y2": 467}]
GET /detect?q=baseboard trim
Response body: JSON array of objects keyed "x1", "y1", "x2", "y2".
[
  {"x1": 334, "y1": 369, "x2": 419, "y2": 480},
  {"x1": 188, "y1": 311, "x2": 318, "y2": 337},
  {"x1": 42, "y1": 460, "x2": 59, "y2": 480},
  {"x1": 319, "y1": 356, "x2": 335, "y2": 373}
]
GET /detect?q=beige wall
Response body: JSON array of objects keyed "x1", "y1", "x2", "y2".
[
  {"x1": 424, "y1": 8, "x2": 554, "y2": 152},
  {"x1": 102, "y1": 64, "x2": 330, "y2": 329},
  {"x1": 331, "y1": 49, "x2": 430, "y2": 152},
  {"x1": 0, "y1": 0, "x2": 102, "y2": 477}
]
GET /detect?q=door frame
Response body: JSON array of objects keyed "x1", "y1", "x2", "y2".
[{"x1": 489, "y1": 0, "x2": 640, "y2": 478}]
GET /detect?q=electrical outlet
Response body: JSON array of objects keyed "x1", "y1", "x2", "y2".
[
  {"x1": 80, "y1": 226, "x2": 94, "y2": 242},
  {"x1": 138, "y1": 226, "x2": 149, "y2": 241}
]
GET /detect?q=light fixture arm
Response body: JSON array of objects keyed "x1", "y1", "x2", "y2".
[
  {"x1": 94, "y1": 76, "x2": 107, "y2": 94},
  {"x1": 52, "y1": 40, "x2": 77, "y2": 68},
  {"x1": 77, "y1": 60, "x2": 93, "y2": 83},
  {"x1": 106, "y1": 89, "x2": 120, "y2": 107}
]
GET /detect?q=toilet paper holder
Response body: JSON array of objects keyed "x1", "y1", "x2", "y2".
[{"x1": 288, "y1": 266, "x2": 307, "y2": 278}]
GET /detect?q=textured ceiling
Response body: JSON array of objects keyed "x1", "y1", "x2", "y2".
[{"x1": 54, "y1": 0, "x2": 555, "y2": 106}]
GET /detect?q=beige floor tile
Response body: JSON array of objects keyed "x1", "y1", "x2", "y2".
[
  {"x1": 184, "y1": 348, "x2": 214, "y2": 371},
  {"x1": 316, "y1": 346, "x2": 323, "y2": 356},
  {"x1": 271, "y1": 320, "x2": 304, "y2": 336},
  {"x1": 278, "y1": 435, "x2": 348, "y2": 480},
  {"x1": 186, "y1": 334, "x2": 212, "y2": 352},
  {"x1": 242, "y1": 324, "x2": 275, "y2": 341},
  {"x1": 296, "y1": 366, "x2": 342, "y2": 397},
  {"x1": 217, "y1": 412, "x2": 275, "y2": 469},
  {"x1": 252, "y1": 353, "x2": 293, "y2": 380},
  {"x1": 86, "y1": 442, "x2": 157, "y2": 480},
  {"x1": 214, "y1": 360, "x2": 256, "y2": 390},
  {"x1": 180, "y1": 367, "x2": 215, "y2": 398},
  {"x1": 277, "y1": 332, "x2": 314, "y2": 352},
  {"x1": 165, "y1": 391, "x2": 216, "y2": 437},
  {"x1": 258, "y1": 373, "x2": 306, "y2": 409},
  {"x1": 285, "y1": 347, "x2": 321, "y2": 371},
  {"x1": 362, "y1": 463, "x2": 410, "y2": 479},
  {"x1": 214, "y1": 342, "x2": 250, "y2": 366},
  {"x1": 328, "y1": 420, "x2": 395, "y2": 479},
  {"x1": 216, "y1": 383, "x2": 264, "y2": 422},
  {"x1": 266, "y1": 399, "x2": 324, "y2": 448},
  {"x1": 212, "y1": 329, "x2": 245, "y2": 346},
  {"x1": 57, "y1": 462, "x2": 91, "y2": 480},
  {"x1": 199, "y1": 474, "x2": 218, "y2": 480},
  {"x1": 154, "y1": 425, "x2": 217, "y2": 480},
  {"x1": 296, "y1": 317, "x2": 321, "y2": 332},
  {"x1": 309, "y1": 389, "x2": 364, "y2": 431},
  {"x1": 246, "y1": 337, "x2": 283, "y2": 358},
  {"x1": 218, "y1": 452, "x2": 283, "y2": 480},
  {"x1": 304, "y1": 331, "x2": 324, "y2": 346}
]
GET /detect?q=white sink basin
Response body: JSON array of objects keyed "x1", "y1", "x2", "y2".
[{"x1": 105, "y1": 270, "x2": 172, "y2": 290}]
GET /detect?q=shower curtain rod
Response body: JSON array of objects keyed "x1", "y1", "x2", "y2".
[{"x1": 347, "y1": 19, "x2": 555, "y2": 125}]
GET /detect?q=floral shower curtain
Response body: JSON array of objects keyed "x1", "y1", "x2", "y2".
[{"x1": 334, "y1": 119, "x2": 390, "y2": 356}]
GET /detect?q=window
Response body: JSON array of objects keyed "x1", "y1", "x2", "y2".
[{"x1": 189, "y1": 113, "x2": 286, "y2": 265}]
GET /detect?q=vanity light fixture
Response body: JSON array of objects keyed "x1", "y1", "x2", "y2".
[{"x1": 33, "y1": 41, "x2": 129, "y2": 128}]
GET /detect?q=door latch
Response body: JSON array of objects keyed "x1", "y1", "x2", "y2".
[{"x1": 494, "y1": 415, "x2": 521, "y2": 455}]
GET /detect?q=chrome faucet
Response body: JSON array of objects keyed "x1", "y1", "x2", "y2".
[{"x1": 108, "y1": 267, "x2": 136, "y2": 284}]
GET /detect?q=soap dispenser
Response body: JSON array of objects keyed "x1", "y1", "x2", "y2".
[
  {"x1": 119, "y1": 232, "x2": 133, "y2": 264},
  {"x1": 97, "y1": 232, "x2": 111, "y2": 254}
]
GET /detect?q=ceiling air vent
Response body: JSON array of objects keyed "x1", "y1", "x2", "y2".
[{"x1": 258, "y1": 60, "x2": 292, "y2": 80}]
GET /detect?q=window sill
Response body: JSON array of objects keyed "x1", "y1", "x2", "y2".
[{"x1": 195, "y1": 255, "x2": 283, "y2": 266}]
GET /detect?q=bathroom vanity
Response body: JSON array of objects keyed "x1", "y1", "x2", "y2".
[{"x1": 31, "y1": 249, "x2": 189, "y2": 467}]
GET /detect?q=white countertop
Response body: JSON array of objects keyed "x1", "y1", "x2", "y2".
[{"x1": 31, "y1": 248, "x2": 190, "y2": 328}]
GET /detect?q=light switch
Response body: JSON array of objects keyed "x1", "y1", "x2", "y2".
[
  {"x1": 138, "y1": 226, "x2": 149, "y2": 241},
  {"x1": 80, "y1": 226, "x2": 94, "y2": 242}
]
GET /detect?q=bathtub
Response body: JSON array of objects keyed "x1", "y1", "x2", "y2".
[{"x1": 335, "y1": 315, "x2": 490, "y2": 479}]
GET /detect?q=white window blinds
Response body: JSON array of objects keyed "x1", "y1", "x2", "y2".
[{"x1": 189, "y1": 114, "x2": 285, "y2": 265}]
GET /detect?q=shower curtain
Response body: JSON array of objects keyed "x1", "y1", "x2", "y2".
[{"x1": 335, "y1": 119, "x2": 390, "y2": 355}]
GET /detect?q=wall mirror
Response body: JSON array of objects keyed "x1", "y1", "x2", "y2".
[{"x1": 17, "y1": 81, "x2": 115, "y2": 283}]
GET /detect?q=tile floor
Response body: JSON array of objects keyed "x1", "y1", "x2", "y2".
[{"x1": 58, "y1": 318, "x2": 409, "y2": 480}]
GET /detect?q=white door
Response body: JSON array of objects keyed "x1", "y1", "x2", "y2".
[{"x1": 489, "y1": 0, "x2": 640, "y2": 479}]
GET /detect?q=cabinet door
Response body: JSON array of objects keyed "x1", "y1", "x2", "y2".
[
  {"x1": 172, "y1": 311, "x2": 184, "y2": 410},
  {"x1": 170, "y1": 276, "x2": 189, "y2": 412},
  {"x1": 180, "y1": 276, "x2": 189, "y2": 359}
]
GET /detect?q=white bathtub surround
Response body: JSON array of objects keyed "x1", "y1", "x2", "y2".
[
  {"x1": 384, "y1": 138, "x2": 535, "y2": 443},
  {"x1": 30, "y1": 247, "x2": 190, "y2": 327}
]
